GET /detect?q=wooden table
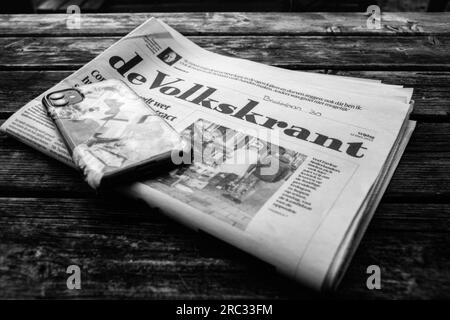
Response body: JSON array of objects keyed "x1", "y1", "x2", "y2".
[{"x1": 0, "y1": 12, "x2": 449, "y2": 299}]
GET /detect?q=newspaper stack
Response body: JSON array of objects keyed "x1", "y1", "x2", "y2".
[{"x1": 0, "y1": 18, "x2": 415, "y2": 290}]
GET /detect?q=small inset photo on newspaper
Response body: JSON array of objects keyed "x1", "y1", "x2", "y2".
[
  {"x1": 147, "y1": 118, "x2": 307, "y2": 230},
  {"x1": 157, "y1": 47, "x2": 182, "y2": 66}
]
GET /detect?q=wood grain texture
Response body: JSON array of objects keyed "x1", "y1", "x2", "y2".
[
  {"x1": 0, "y1": 13, "x2": 449, "y2": 299},
  {"x1": 0, "y1": 35, "x2": 449, "y2": 71},
  {"x1": 0, "y1": 70, "x2": 449, "y2": 120},
  {"x1": 0, "y1": 12, "x2": 449, "y2": 36},
  {"x1": 0, "y1": 197, "x2": 449, "y2": 299}
]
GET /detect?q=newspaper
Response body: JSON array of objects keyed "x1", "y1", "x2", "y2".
[{"x1": 0, "y1": 18, "x2": 415, "y2": 290}]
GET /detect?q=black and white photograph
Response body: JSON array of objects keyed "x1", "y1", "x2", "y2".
[
  {"x1": 147, "y1": 118, "x2": 307, "y2": 230},
  {"x1": 0, "y1": 0, "x2": 449, "y2": 311}
]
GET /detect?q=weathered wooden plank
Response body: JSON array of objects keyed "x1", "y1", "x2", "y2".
[
  {"x1": 0, "y1": 134, "x2": 91, "y2": 197},
  {"x1": 107, "y1": 1, "x2": 290, "y2": 14},
  {"x1": 0, "y1": 35, "x2": 449, "y2": 71},
  {"x1": 80, "y1": 0, "x2": 106, "y2": 12},
  {"x1": 340, "y1": 231, "x2": 450, "y2": 299},
  {"x1": 0, "y1": 198, "x2": 448, "y2": 233},
  {"x1": 0, "y1": 129, "x2": 449, "y2": 199},
  {"x1": 59, "y1": 0, "x2": 86, "y2": 12},
  {"x1": 38, "y1": 0, "x2": 105, "y2": 13},
  {"x1": 0, "y1": 198, "x2": 449, "y2": 299},
  {"x1": 0, "y1": 13, "x2": 449, "y2": 36},
  {"x1": 375, "y1": 202, "x2": 450, "y2": 232},
  {"x1": 36, "y1": 0, "x2": 68, "y2": 12},
  {"x1": 0, "y1": 71, "x2": 66, "y2": 118},
  {"x1": 0, "y1": 70, "x2": 449, "y2": 120}
]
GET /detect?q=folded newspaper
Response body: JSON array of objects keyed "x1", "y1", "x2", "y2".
[{"x1": 0, "y1": 18, "x2": 415, "y2": 290}]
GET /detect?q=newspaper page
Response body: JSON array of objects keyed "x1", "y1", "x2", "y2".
[
  {"x1": 0, "y1": 18, "x2": 415, "y2": 290},
  {"x1": 159, "y1": 19, "x2": 413, "y2": 103}
]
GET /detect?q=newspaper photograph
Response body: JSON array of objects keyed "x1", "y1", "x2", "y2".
[{"x1": 148, "y1": 118, "x2": 308, "y2": 230}]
